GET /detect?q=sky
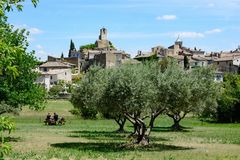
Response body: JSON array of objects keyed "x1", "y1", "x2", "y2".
[{"x1": 6, "y1": 0, "x2": 240, "y2": 60}]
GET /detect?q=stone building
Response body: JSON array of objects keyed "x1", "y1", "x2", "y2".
[
  {"x1": 84, "y1": 28, "x2": 129, "y2": 68},
  {"x1": 36, "y1": 61, "x2": 72, "y2": 91},
  {"x1": 95, "y1": 28, "x2": 111, "y2": 50},
  {"x1": 213, "y1": 53, "x2": 240, "y2": 73}
]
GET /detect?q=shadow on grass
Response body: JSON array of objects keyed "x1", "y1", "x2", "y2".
[
  {"x1": 5, "y1": 136, "x2": 22, "y2": 142},
  {"x1": 68, "y1": 130, "x2": 169, "y2": 142},
  {"x1": 68, "y1": 130, "x2": 127, "y2": 140},
  {"x1": 51, "y1": 142, "x2": 193, "y2": 152},
  {"x1": 151, "y1": 127, "x2": 193, "y2": 132}
]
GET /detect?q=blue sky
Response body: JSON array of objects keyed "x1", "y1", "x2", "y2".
[{"x1": 6, "y1": 0, "x2": 240, "y2": 60}]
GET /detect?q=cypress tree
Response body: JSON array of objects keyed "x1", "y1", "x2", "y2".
[
  {"x1": 184, "y1": 55, "x2": 190, "y2": 70},
  {"x1": 68, "y1": 39, "x2": 76, "y2": 57}
]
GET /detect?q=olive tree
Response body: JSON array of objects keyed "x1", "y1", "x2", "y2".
[
  {"x1": 161, "y1": 60, "x2": 219, "y2": 130},
  {"x1": 71, "y1": 66, "x2": 102, "y2": 119},
  {"x1": 97, "y1": 63, "x2": 156, "y2": 144}
]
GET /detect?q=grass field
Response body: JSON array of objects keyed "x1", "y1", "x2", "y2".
[{"x1": 5, "y1": 100, "x2": 240, "y2": 160}]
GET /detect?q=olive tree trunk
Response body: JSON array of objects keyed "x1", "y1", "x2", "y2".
[
  {"x1": 167, "y1": 112, "x2": 187, "y2": 131},
  {"x1": 114, "y1": 116, "x2": 126, "y2": 133},
  {"x1": 125, "y1": 113, "x2": 150, "y2": 145}
]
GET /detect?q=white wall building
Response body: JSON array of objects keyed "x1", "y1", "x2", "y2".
[{"x1": 36, "y1": 61, "x2": 72, "y2": 91}]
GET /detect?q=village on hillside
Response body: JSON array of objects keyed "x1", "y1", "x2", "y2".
[{"x1": 36, "y1": 28, "x2": 240, "y2": 91}]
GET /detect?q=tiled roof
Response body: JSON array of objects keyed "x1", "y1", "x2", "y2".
[
  {"x1": 214, "y1": 56, "x2": 240, "y2": 62},
  {"x1": 39, "y1": 61, "x2": 71, "y2": 68}
]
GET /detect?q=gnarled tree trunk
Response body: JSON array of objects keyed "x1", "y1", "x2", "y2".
[
  {"x1": 114, "y1": 116, "x2": 126, "y2": 133},
  {"x1": 149, "y1": 109, "x2": 165, "y2": 129},
  {"x1": 124, "y1": 113, "x2": 151, "y2": 145},
  {"x1": 167, "y1": 112, "x2": 187, "y2": 131}
]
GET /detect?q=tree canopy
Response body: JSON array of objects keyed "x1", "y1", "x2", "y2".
[
  {"x1": 71, "y1": 59, "x2": 219, "y2": 144},
  {"x1": 0, "y1": 0, "x2": 38, "y2": 15},
  {"x1": 0, "y1": 1, "x2": 46, "y2": 114},
  {"x1": 215, "y1": 73, "x2": 240, "y2": 123},
  {"x1": 79, "y1": 43, "x2": 97, "y2": 52}
]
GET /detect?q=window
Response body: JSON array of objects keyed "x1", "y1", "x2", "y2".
[
  {"x1": 50, "y1": 76, "x2": 53, "y2": 80},
  {"x1": 44, "y1": 68, "x2": 47, "y2": 72},
  {"x1": 65, "y1": 72, "x2": 67, "y2": 75}
]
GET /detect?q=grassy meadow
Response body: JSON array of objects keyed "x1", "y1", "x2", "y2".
[{"x1": 5, "y1": 100, "x2": 240, "y2": 160}]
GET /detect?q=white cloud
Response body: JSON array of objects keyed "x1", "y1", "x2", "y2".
[
  {"x1": 36, "y1": 45, "x2": 43, "y2": 50},
  {"x1": 174, "y1": 32, "x2": 205, "y2": 38},
  {"x1": 205, "y1": 28, "x2": 222, "y2": 34},
  {"x1": 207, "y1": 3, "x2": 215, "y2": 8},
  {"x1": 28, "y1": 27, "x2": 43, "y2": 35},
  {"x1": 13, "y1": 24, "x2": 43, "y2": 35},
  {"x1": 35, "y1": 49, "x2": 50, "y2": 61},
  {"x1": 172, "y1": 28, "x2": 223, "y2": 39},
  {"x1": 156, "y1": 15, "x2": 177, "y2": 21}
]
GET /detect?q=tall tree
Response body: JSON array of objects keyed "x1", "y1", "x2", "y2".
[
  {"x1": 0, "y1": 0, "x2": 46, "y2": 114},
  {"x1": 163, "y1": 61, "x2": 219, "y2": 130},
  {"x1": 68, "y1": 39, "x2": 76, "y2": 57},
  {"x1": 0, "y1": 0, "x2": 43, "y2": 158},
  {"x1": 61, "y1": 52, "x2": 64, "y2": 59},
  {"x1": 216, "y1": 73, "x2": 240, "y2": 123},
  {"x1": 183, "y1": 55, "x2": 190, "y2": 69}
]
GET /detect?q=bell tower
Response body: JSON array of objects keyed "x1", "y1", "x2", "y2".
[{"x1": 99, "y1": 28, "x2": 107, "y2": 40}]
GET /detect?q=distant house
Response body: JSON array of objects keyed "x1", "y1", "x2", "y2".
[
  {"x1": 191, "y1": 55, "x2": 208, "y2": 68},
  {"x1": 36, "y1": 61, "x2": 72, "y2": 91},
  {"x1": 213, "y1": 53, "x2": 240, "y2": 73},
  {"x1": 134, "y1": 51, "x2": 158, "y2": 61}
]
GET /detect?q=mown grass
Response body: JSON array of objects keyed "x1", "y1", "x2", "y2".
[{"x1": 5, "y1": 100, "x2": 240, "y2": 160}]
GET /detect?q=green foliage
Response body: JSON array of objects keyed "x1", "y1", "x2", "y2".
[
  {"x1": 0, "y1": 0, "x2": 38, "y2": 16},
  {"x1": 216, "y1": 73, "x2": 240, "y2": 123},
  {"x1": 0, "y1": 15, "x2": 46, "y2": 114},
  {"x1": 79, "y1": 43, "x2": 96, "y2": 52},
  {"x1": 109, "y1": 41, "x2": 116, "y2": 49},
  {"x1": 69, "y1": 108, "x2": 81, "y2": 117},
  {"x1": 68, "y1": 40, "x2": 76, "y2": 57},
  {"x1": 49, "y1": 85, "x2": 63, "y2": 97},
  {"x1": 71, "y1": 66, "x2": 103, "y2": 119},
  {"x1": 0, "y1": 116, "x2": 15, "y2": 158},
  {"x1": 161, "y1": 60, "x2": 220, "y2": 129},
  {"x1": 6, "y1": 104, "x2": 240, "y2": 160},
  {"x1": 183, "y1": 55, "x2": 189, "y2": 69},
  {"x1": 69, "y1": 40, "x2": 76, "y2": 51}
]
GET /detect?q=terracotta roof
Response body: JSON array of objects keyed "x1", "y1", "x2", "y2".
[
  {"x1": 214, "y1": 56, "x2": 240, "y2": 62},
  {"x1": 192, "y1": 55, "x2": 209, "y2": 61},
  {"x1": 168, "y1": 55, "x2": 184, "y2": 60},
  {"x1": 39, "y1": 61, "x2": 71, "y2": 68}
]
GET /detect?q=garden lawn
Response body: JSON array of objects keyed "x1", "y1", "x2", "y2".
[{"x1": 5, "y1": 100, "x2": 240, "y2": 160}]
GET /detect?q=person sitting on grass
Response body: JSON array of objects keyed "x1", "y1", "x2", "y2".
[
  {"x1": 58, "y1": 116, "x2": 66, "y2": 125},
  {"x1": 44, "y1": 113, "x2": 51, "y2": 125},
  {"x1": 53, "y1": 112, "x2": 59, "y2": 122}
]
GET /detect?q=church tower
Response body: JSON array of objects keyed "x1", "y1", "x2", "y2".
[
  {"x1": 96, "y1": 28, "x2": 110, "y2": 49},
  {"x1": 99, "y1": 28, "x2": 107, "y2": 40}
]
